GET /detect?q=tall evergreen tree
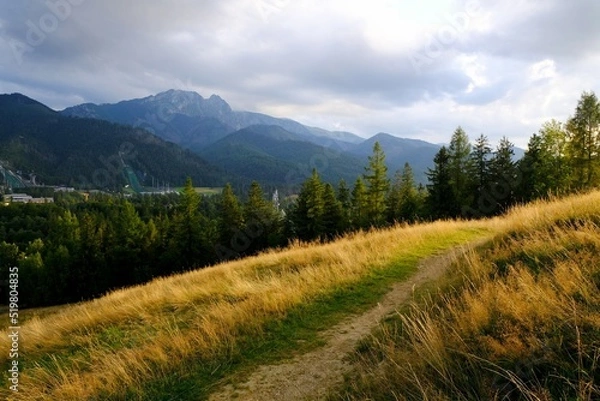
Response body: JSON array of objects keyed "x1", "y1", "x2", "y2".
[
  {"x1": 489, "y1": 136, "x2": 517, "y2": 213},
  {"x1": 387, "y1": 163, "x2": 421, "y2": 223},
  {"x1": 351, "y1": 177, "x2": 369, "y2": 230},
  {"x1": 171, "y1": 177, "x2": 209, "y2": 270},
  {"x1": 244, "y1": 181, "x2": 282, "y2": 252},
  {"x1": 469, "y1": 134, "x2": 492, "y2": 214},
  {"x1": 336, "y1": 179, "x2": 351, "y2": 232},
  {"x1": 386, "y1": 169, "x2": 403, "y2": 223},
  {"x1": 397, "y1": 163, "x2": 421, "y2": 222},
  {"x1": 217, "y1": 183, "x2": 244, "y2": 256},
  {"x1": 448, "y1": 126, "x2": 473, "y2": 215},
  {"x1": 363, "y1": 141, "x2": 389, "y2": 227},
  {"x1": 291, "y1": 170, "x2": 325, "y2": 241},
  {"x1": 322, "y1": 183, "x2": 344, "y2": 239},
  {"x1": 566, "y1": 91, "x2": 600, "y2": 189},
  {"x1": 426, "y1": 146, "x2": 456, "y2": 219}
]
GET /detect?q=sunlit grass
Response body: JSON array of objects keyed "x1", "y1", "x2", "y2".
[
  {"x1": 0, "y1": 217, "x2": 491, "y2": 400},
  {"x1": 337, "y1": 190, "x2": 600, "y2": 400}
]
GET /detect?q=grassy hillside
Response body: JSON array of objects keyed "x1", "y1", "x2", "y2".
[
  {"x1": 0, "y1": 219, "x2": 491, "y2": 400},
  {"x1": 2, "y1": 191, "x2": 599, "y2": 400},
  {"x1": 337, "y1": 190, "x2": 600, "y2": 400}
]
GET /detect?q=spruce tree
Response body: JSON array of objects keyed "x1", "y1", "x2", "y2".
[
  {"x1": 336, "y1": 179, "x2": 351, "y2": 232},
  {"x1": 468, "y1": 134, "x2": 492, "y2": 216},
  {"x1": 171, "y1": 177, "x2": 209, "y2": 270},
  {"x1": 322, "y1": 183, "x2": 344, "y2": 239},
  {"x1": 489, "y1": 136, "x2": 517, "y2": 213},
  {"x1": 426, "y1": 146, "x2": 456, "y2": 219},
  {"x1": 351, "y1": 177, "x2": 368, "y2": 229},
  {"x1": 448, "y1": 126, "x2": 473, "y2": 215},
  {"x1": 398, "y1": 163, "x2": 420, "y2": 222},
  {"x1": 386, "y1": 169, "x2": 403, "y2": 223},
  {"x1": 244, "y1": 181, "x2": 282, "y2": 252},
  {"x1": 218, "y1": 183, "x2": 244, "y2": 256},
  {"x1": 363, "y1": 141, "x2": 389, "y2": 227},
  {"x1": 291, "y1": 170, "x2": 325, "y2": 241}
]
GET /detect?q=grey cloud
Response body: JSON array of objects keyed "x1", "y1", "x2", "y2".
[
  {"x1": 463, "y1": 0, "x2": 600, "y2": 63},
  {"x1": 0, "y1": 0, "x2": 597, "y2": 145}
]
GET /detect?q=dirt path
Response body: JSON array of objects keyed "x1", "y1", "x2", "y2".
[{"x1": 208, "y1": 244, "x2": 477, "y2": 401}]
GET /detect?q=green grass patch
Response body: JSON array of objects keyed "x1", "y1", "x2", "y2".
[{"x1": 136, "y1": 227, "x2": 490, "y2": 401}]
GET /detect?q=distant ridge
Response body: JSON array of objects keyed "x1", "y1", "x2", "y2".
[{"x1": 0, "y1": 93, "x2": 226, "y2": 189}]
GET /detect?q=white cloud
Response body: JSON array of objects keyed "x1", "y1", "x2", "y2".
[{"x1": 529, "y1": 59, "x2": 556, "y2": 81}]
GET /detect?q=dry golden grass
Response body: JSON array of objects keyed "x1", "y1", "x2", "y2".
[
  {"x1": 0, "y1": 218, "x2": 491, "y2": 400},
  {"x1": 341, "y1": 190, "x2": 600, "y2": 401}
]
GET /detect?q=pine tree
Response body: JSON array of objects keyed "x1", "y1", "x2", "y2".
[
  {"x1": 469, "y1": 134, "x2": 492, "y2": 214},
  {"x1": 387, "y1": 163, "x2": 420, "y2": 223},
  {"x1": 517, "y1": 133, "x2": 543, "y2": 202},
  {"x1": 291, "y1": 170, "x2": 325, "y2": 241},
  {"x1": 217, "y1": 183, "x2": 244, "y2": 257},
  {"x1": 426, "y1": 146, "x2": 456, "y2": 218},
  {"x1": 351, "y1": 177, "x2": 368, "y2": 229},
  {"x1": 489, "y1": 136, "x2": 517, "y2": 213},
  {"x1": 363, "y1": 141, "x2": 389, "y2": 227},
  {"x1": 566, "y1": 91, "x2": 600, "y2": 189},
  {"x1": 244, "y1": 181, "x2": 282, "y2": 252},
  {"x1": 336, "y1": 179, "x2": 351, "y2": 232},
  {"x1": 448, "y1": 126, "x2": 473, "y2": 215},
  {"x1": 398, "y1": 163, "x2": 421, "y2": 222},
  {"x1": 171, "y1": 177, "x2": 209, "y2": 270},
  {"x1": 386, "y1": 169, "x2": 403, "y2": 223},
  {"x1": 322, "y1": 183, "x2": 344, "y2": 239}
]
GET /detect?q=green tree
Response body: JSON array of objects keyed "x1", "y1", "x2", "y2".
[
  {"x1": 387, "y1": 163, "x2": 421, "y2": 223},
  {"x1": 336, "y1": 179, "x2": 352, "y2": 232},
  {"x1": 244, "y1": 181, "x2": 282, "y2": 253},
  {"x1": 363, "y1": 141, "x2": 389, "y2": 227},
  {"x1": 469, "y1": 134, "x2": 492, "y2": 213},
  {"x1": 426, "y1": 146, "x2": 456, "y2": 218},
  {"x1": 566, "y1": 91, "x2": 600, "y2": 189},
  {"x1": 397, "y1": 163, "x2": 421, "y2": 222},
  {"x1": 171, "y1": 177, "x2": 210, "y2": 270},
  {"x1": 291, "y1": 170, "x2": 325, "y2": 241},
  {"x1": 322, "y1": 183, "x2": 344, "y2": 238},
  {"x1": 218, "y1": 183, "x2": 244, "y2": 255},
  {"x1": 351, "y1": 177, "x2": 369, "y2": 229},
  {"x1": 518, "y1": 120, "x2": 571, "y2": 201},
  {"x1": 489, "y1": 136, "x2": 517, "y2": 213},
  {"x1": 386, "y1": 169, "x2": 403, "y2": 223},
  {"x1": 448, "y1": 126, "x2": 473, "y2": 215}
]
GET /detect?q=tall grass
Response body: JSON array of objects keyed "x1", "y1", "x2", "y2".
[
  {"x1": 0, "y1": 219, "x2": 489, "y2": 400},
  {"x1": 339, "y1": 190, "x2": 600, "y2": 400}
]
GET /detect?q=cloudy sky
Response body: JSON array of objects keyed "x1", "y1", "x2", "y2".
[{"x1": 1, "y1": 0, "x2": 599, "y2": 147}]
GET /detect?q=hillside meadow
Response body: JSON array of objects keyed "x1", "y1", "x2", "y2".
[
  {"x1": 337, "y1": 190, "x2": 600, "y2": 400},
  {"x1": 1, "y1": 215, "x2": 492, "y2": 400},
  {"x1": 2, "y1": 190, "x2": 599, "y2": 400}
]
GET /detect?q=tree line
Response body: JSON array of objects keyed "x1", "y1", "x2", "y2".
[{"x1": 1, "y1": 91, "x2": 598, "y2": 307}]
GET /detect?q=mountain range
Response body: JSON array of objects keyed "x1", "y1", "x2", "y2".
[
  {"x1": 2, "y1": 89, "x2": 504, "y2": 192},
  {"x1": 61, "y1": 89, "x2": 444, "y2": 185},
  {"x1": 0, "y1": 93, "x2": 227, "y2": 190}
]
